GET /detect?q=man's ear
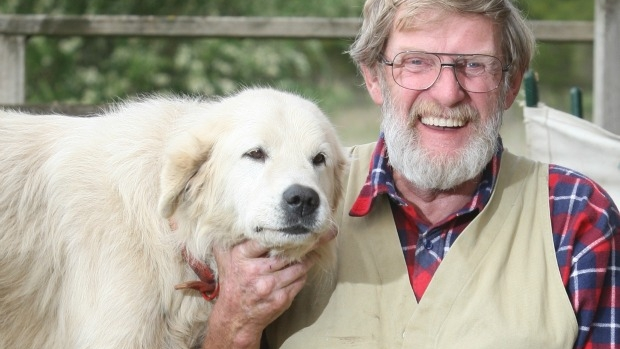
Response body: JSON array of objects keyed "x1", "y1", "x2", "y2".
[
  {"x1": 361, "y1": 64, "x2": 384, "y2": 105},
  {"x1": 158, "y1": 121, "x2": 226, "y2": 218},
  {"x1": 504, "y1": 70, "x2": 524, "y2": 110}
]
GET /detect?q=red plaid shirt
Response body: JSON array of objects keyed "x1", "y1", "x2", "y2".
[{"x1": 349, "y1": 136, "x2": 620, "y2": 349}]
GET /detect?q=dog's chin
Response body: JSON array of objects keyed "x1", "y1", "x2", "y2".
[
  {"x1": 267, "y1": 245, "x2": 314, "y2": 263},
  {"x1": 250, "y1": 226, "x2": 322, "y2": 262}
]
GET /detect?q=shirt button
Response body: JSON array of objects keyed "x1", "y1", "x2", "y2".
[{"x1": 424, "y1": 240, "x2": 433, "y2": 250}]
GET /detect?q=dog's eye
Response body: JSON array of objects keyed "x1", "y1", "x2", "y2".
[
  {"x1": 312, "y1": 152, "x2": 326, "y2": 166},
  {"x1": 244, "y1": 148, "x2": 267, "y2": 161}
]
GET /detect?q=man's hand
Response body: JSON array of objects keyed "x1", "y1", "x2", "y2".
[{"x1": 201, "y1": 235, "x2": 331, "y2": 349}]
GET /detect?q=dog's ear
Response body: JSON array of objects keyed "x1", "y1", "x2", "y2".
[{"x1": 158, "y1": 122, "x2": 224, "y2": 218}]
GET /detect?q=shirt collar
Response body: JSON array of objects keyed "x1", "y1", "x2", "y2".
[{"x1": 349, "y1": 133, "x2": 502, "y2": 218}]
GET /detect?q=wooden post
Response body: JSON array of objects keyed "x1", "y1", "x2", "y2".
[
  {"x1": 594, "y1": 0, "x2": 620, "y2": 134},
  {"x1": 0, "y1": 35, "x2": 26, "y2": 104}
]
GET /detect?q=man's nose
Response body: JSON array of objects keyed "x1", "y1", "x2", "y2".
[{"x1": 425, "y1": 64, "x2": 467, "y2": 107}]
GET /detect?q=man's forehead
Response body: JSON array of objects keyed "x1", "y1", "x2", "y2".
[{"x1": 387, "y1": 9, "x2": 501, "y2": 56}]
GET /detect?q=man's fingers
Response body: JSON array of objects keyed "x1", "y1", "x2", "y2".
[
  {"x1": 212, "y1": 239, "x2": 269, "y2": 262},
  {"x1": 235, "y1": 239, "x2": 271, "y2": 258}
]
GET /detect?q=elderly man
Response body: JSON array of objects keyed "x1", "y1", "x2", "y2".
[{"x1": 203, "y1": 0, "x2": 619, "y2": 348}]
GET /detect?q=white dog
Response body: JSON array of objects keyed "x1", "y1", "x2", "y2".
[{"x1": 0, "y1": 88, "x2": 347, "y2": 349}]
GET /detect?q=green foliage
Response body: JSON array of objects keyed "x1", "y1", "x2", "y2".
[
  {"x1": 23, "y1": 36, "x2": 354, "y2": 105},
  {"x1": 1, "y1": 0, "x2": 364, "y2": 16},
  {"x1": 519, "y1": 0, "x2": 594, "y2": 21},
  {"x1": 2, "y1": 0, "x2": 364, "y2": 108}
]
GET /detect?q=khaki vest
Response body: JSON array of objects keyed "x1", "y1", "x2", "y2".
[{"x1": 266, "y1": 143, "x2": 578, "y2": 348}]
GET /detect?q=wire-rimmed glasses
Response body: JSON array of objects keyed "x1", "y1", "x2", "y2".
[{"x1": 380, "y1": 51, "x2": 510, "y2": 93}]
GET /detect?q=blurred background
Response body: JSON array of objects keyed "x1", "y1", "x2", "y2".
[{"x1": 0, "y1": 0, "x2": 594, "y2": 149}]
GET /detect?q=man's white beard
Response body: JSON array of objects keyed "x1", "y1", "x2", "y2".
[{"x1": 381, "y1": 92, "x2": 504, "y2": 191}]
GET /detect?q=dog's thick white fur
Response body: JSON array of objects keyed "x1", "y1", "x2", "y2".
[{"x1": 0, "y1": 88, "x2": 347, "y2": 349}]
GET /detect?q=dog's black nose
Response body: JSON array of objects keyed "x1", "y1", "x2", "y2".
[{"x1": 282, "y1": 184, "x2": 320, "y2": 217}]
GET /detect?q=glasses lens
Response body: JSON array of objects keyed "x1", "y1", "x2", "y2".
[
  {"x1": 391, "y1": 52, "x2": 440, "y2": 90},
  {"x1": 453, "y1": 55, "x2": 504, "y2": 93}
]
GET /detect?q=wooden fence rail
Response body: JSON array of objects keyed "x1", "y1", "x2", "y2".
[
  {"x1": 0, "y1": 10, "x2": 618, "y2": 133},
  {"x1": 0, "y1": 15, "x2": 595, "y2": 41}
]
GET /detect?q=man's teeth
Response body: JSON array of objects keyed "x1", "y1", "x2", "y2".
[{"x1": 420, "y1": 116, "x2": 466, "y2": 127}]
